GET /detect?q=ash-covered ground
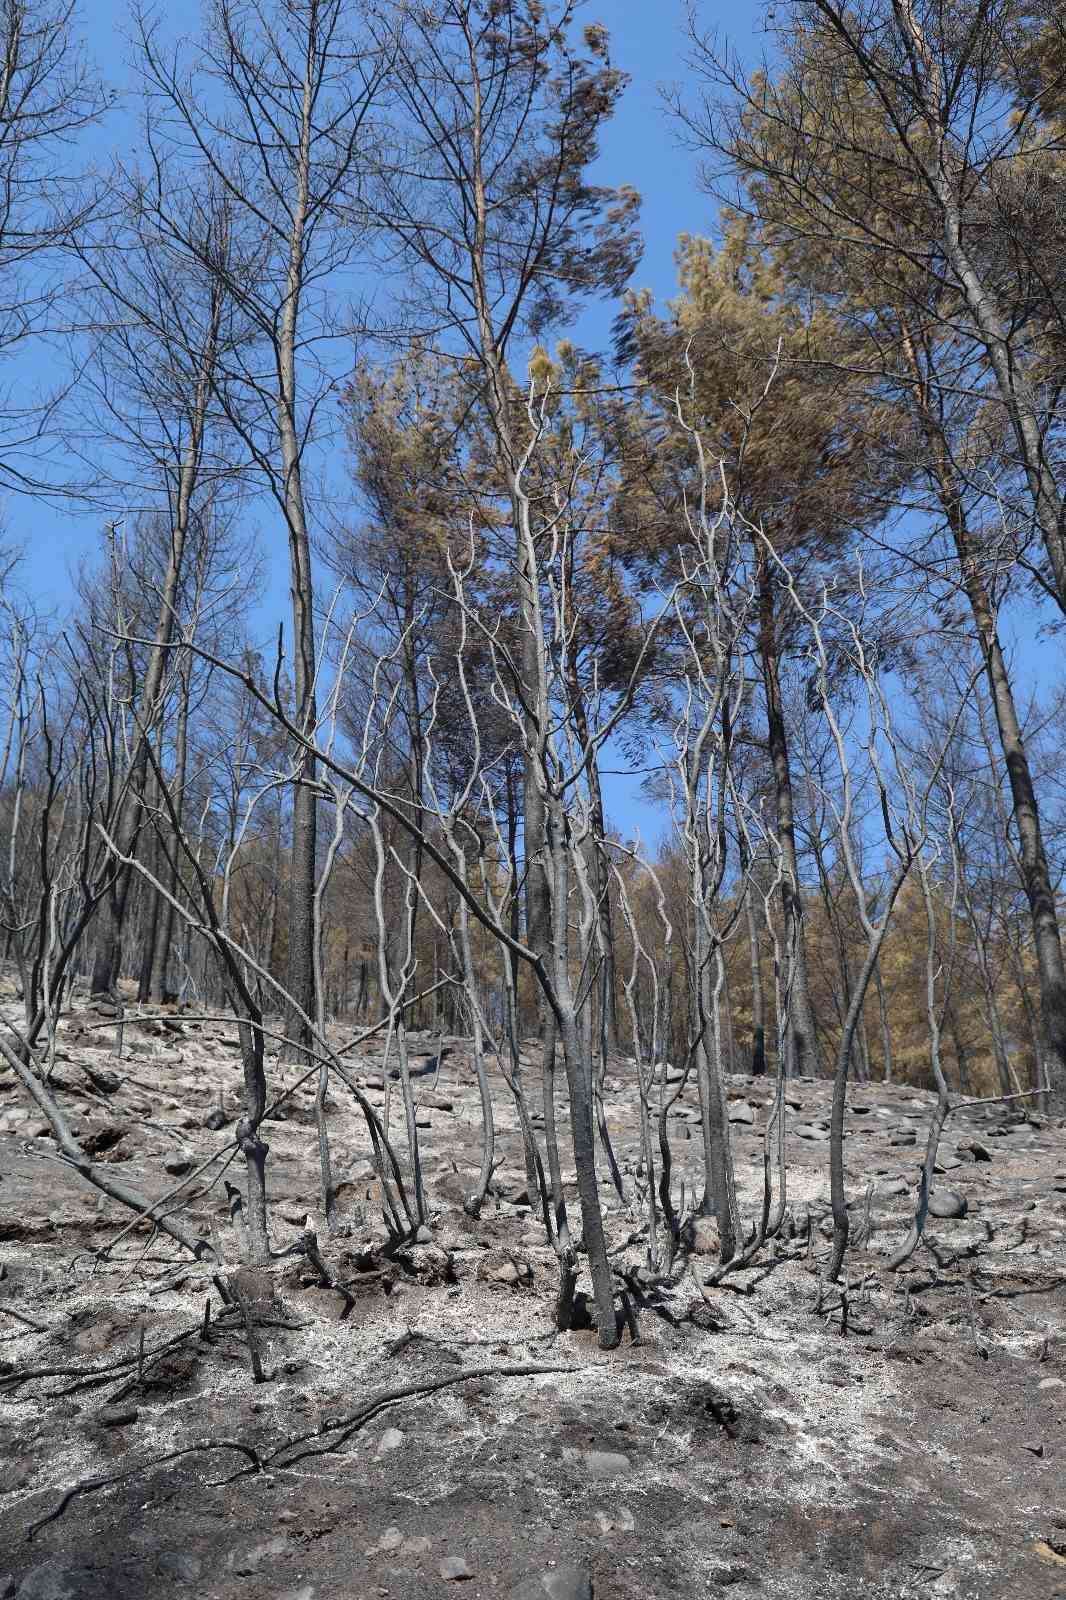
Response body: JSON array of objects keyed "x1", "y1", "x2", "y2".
[{"x1": 1, "y1": 992, "x2": 1064, "y2": 1599}]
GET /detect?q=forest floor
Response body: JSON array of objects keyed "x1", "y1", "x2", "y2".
[{"x1": 0, "y1": 990, "x2": 1064, "y2": 1600}]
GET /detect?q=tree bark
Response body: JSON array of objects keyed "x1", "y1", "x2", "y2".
[
  {"x1": 90, "y1": 285, "x2": 219, "y2": 998},
  {"x1": 893, "y1": 0, "x2": 1066, "y2": 618},
  {"x1": 756, "y1": 557, "x2": 820, "y2": 1077},
  {"x1": 873, "y1": 959, "x2": 893, "y2": 1082},
  {"x1": 900, "y1": 323, "x2": 1066, "y2": 1110},
  {"x1": 276, "y1": 39, "x2": 319, "y2": 1063},
  {"x1": 149, "y1": 652, "x2": 191, "y2": 1001}
]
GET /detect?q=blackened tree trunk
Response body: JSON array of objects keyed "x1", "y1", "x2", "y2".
[
  {"x1": 756, "y1": 557, "x2": 820, "y2": 1077},
  {"x1": 277, "y1": 32, "x2": 319, "y2": 1063},
  {"x1": 149, "y1": 651, "x2": 192, "y2": 1001},
  {"x1": 137, "y1": 765, "x2": 162, "y2": 1002},
  {"x1": 873, "y1": 960, "x2": 893, "y2": 1082},
  {"x1": 902, "y1": 324, "x2": 1066, "y2": 1110},
  {"x1": 736, "y1": 821, "x2": 767, "y2": 1076}
]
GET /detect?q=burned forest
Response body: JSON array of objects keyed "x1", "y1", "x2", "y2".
[{"x1": 0, "y1": 2, "x2": 1064, "y2": 1597}]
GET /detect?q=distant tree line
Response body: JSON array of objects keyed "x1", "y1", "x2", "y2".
[{"x1": 1, "y1": 0, "x2": 1064, "y2": 1343}]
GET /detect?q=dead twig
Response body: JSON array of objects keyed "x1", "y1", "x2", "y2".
[
  {"x1": 26, "y1": 1440, "x2": 264, "y2": 1542},
  {"x1": 0, "y1": 1305, "x2": 48, "y2": 1333},
  {"x1": 966, "y1": 1270, "x2": 989, "y2": 1361},
  {"x1": 0, "y1": 1294, "x2": 249, "y2": 1396},
  {"x1": 268, "y1": 1363, "x2": 577, "y2": 1472},
  {"x1": 230, "y1": 1280, "x2": 265, "y2": 1385}
]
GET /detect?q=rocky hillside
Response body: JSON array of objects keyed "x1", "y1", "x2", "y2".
[{"x1": 0, "y1": 993, "x2": 1064, "y2": 1600}]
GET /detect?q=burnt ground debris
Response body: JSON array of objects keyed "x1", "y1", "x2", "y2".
[{"x1": 0, "y1": 992, "x2": 1064, "y2": 1599}]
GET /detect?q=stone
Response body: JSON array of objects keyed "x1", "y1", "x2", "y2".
[
  {"x1": 878, "y1": 1178, "x2": 909, "y2": 1199},
  {"x1": 728, "y1": 1100, "x2": 755, "y2": 1126},
  {"x1": 793, "y1": 1122, "x2": 830, "y2": 1141},
  {"x1": 16, "y1": 1568, "x2": 92, "y2": 1600},
  {"x1": 563, "y1": 1447, "x2": 631, "y2": 1479},
  {"x1": 688, "y1": 1216, "x2": 720, "y2": 1255},
  {"x1": 509, "y1": 1564, "x2": 593, "y2": 1600},
  {"x1": 367, "y1": 1527, "x2": 404, "y2": 1556},
  {"x1": 440, "y1": 1556, "x2": 474, "y2": 1581},
  {"x1": 402, "y1": 1243, "x2": 454, "y2": 1285},
  {"x1": 230, "y1": 1536, "x2": 287, "y2": 1576},
  {"x1": 927, "y1": 1189, "x2": 968, "y2": 1219},
  {"x1": 402, "y1": 1536, "x2": 432, "y2": 1557},
  {"x1": 305, "y1": 1287, "x2": 351, "y2": 1323},
  {"x1": 594, "y1": 1506, "x2": 635, "y2": 1534},
  {"x1": 203, "y1": 1107, "x2": 228, "y2": 1131},
  {"x1": 163, "y1": 1150, "x2": 194, "y2": 1176},
  {"x1": 1038, "y1": 1378, "x2": 1066, "y2": 1392},
  {"x1": 375, "y1": 1426, "x2": 404, "y2": 1457},
  {"x1": 478, "y1": 1250, "x2": 534, "y2": 1287},
  {"x1": 157, "y1": 1551, "x2": 203, "y2": 1582}
]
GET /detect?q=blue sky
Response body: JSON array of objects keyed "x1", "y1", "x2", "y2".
[
  {"x1": 6, "y1": 0, "x2": 1056, "y2": 844},
  {"x1": 12, "y1": 0, "x2": 768, "y2": 609},
  {"x1": 8, "y1": 0, "x2": 770, "y2": 841}
]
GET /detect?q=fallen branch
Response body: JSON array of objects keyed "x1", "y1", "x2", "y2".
[
  {"x1": 26, "y1": 1440, "x2": 264, "y2": 1541},
  {"x1": 0, "y1": 1306, "x2": 49, "y2": 1333},
  {"x1": 267, "y1": 1362, "x2": 578, "y2": 1471},
  {"x1": 230, "y1": 1280, "x2": 266, "y2": 1384},
  {"x1": 0, "y1": 1296, "x2": 263, "y2": 1396},
  {"x1": 22, "y1": 1362, "x2": 578, "y2": 1543}
]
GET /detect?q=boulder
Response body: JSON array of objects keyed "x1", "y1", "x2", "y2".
[
  {"x1": 509, "y1": 1563, "x2": 593, "y2": 1600},
  {"x1": 563, "y1": 1446, "x2": 631, "y2": 1479},
  {"x1": 687, "y1": 1216, "x2": 720, "y2": 1255},
  {"x1": 477, "y1": 1250, "x2": 534, "y2": 1287}
]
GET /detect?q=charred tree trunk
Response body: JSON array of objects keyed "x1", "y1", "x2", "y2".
[
  {"x1": 902, "y1": 325, "x2": 1066, "y2": 1110},
  {"x1": 756, "y1": 558, "x2": 820, "y2": 1078},
  {"x1": 149, "y1": 654, "x2": 192, "y2": 1001}
]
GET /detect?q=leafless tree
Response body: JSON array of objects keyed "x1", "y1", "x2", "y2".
[
  {"x1": 0, "y1": 0, "x2": 103, "y2": 493},
  {"x1": 777, "y1": 557, "x2": 980, "y2": 1281},
  {"x1": 131, "y1": 0, "x2": 392, "y2": 1058}
]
